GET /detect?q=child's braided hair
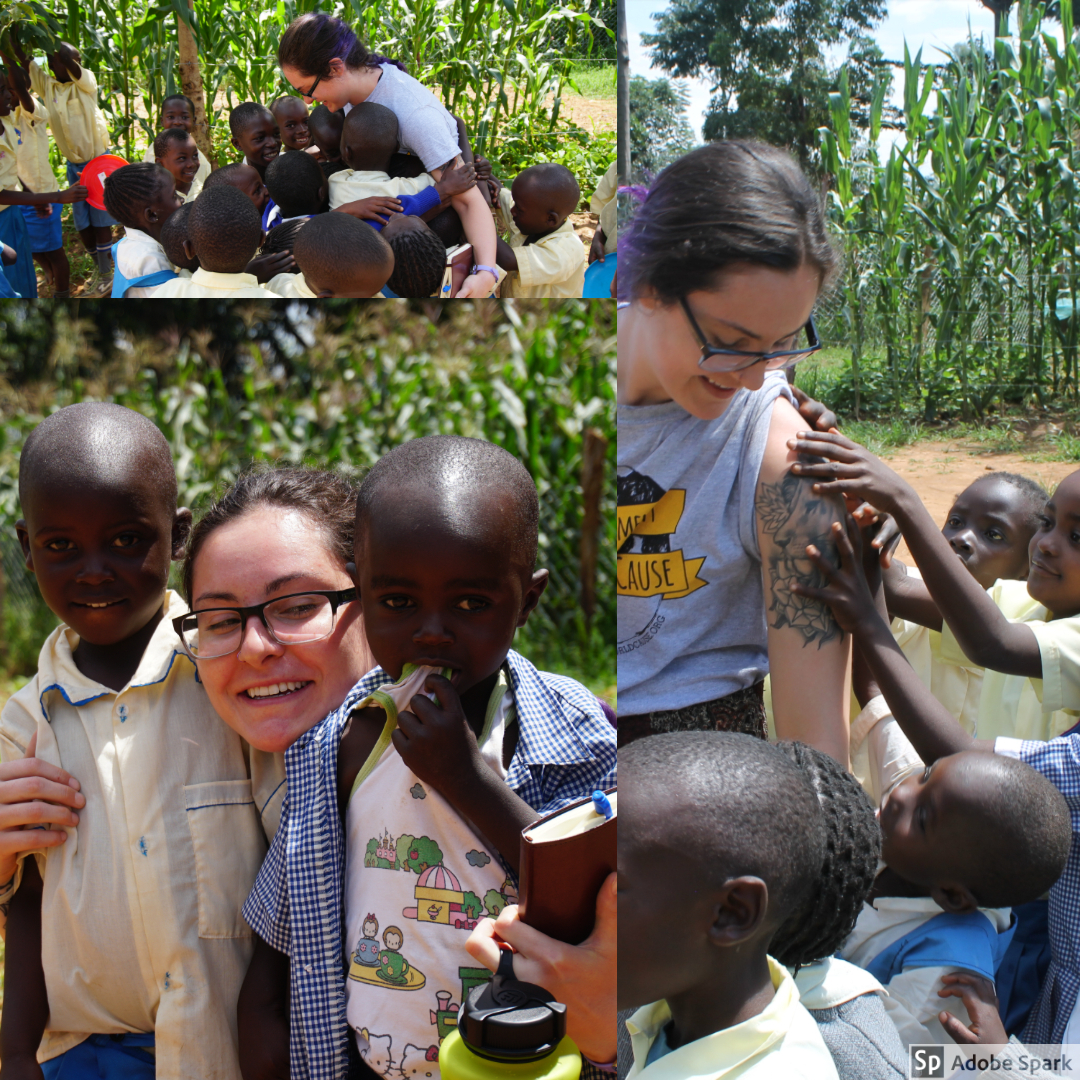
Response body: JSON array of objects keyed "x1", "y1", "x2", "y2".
[
  {"x1": 386, "y1": 223, "x2": 444, "y2": 297},
  {"x1": 103, "y1": 162, "x2": 171, "y2": 230},
  {"x1": 261, "y1": 217, "x2": 307, "y2": 265},
  {"x1": 769, "y1": 741, "x2": 881, "y2": 969}
]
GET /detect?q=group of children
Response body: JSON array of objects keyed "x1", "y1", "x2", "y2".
[
  {"x1": 0, "y1": 403, "x2": 617, "y2": 1078},
  {"x1": 0, "y1": 36, "x2": 610, "y2": 297},
  {"x1": 621, "y1": 443, "x2": 1080, "y2": 1080}
]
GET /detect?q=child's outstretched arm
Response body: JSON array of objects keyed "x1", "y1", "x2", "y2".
[
  {"x1": 793, "y1": 514, "x2": 982, "y2": 765},
  {"x1": 0, "y1": 858, "x2": 48, "y2": 1080},
  {"x1": 788, "y1": 430, "x2": 1041, "y2": 678},
  {"x1": 882, "y1": 559, "x2": 944, "y2": 630},
  {"x1": 237, "y1": 934, "x2": 289, "y2": 1080}
]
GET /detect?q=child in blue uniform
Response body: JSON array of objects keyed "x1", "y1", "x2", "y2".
[
  {"x1": 102, "y1": 162, "x2": 181, "y2": 297},
  {"x1": 237, "y1": 436, "x2": 617, "y2": 1080}
]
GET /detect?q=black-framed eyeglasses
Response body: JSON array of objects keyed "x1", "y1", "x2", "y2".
[
  {"x1": 680, "y1": 297, "x2": 821, "y2": 373},
  {"x1": 292, "y1": 72, "x2": 323, "y2": 100},
  {"x1": 172, "y1": 588, "x2": 357, "y2": 659}
]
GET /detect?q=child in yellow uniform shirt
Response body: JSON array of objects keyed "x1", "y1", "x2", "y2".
[
  {"x1": 0, "y1": 402, "x2": 284, "y2": 1080},
  {"x1": 494, "y1": 162, "x2": 586, "y2": 298},
  {"x1": 620, "y1": 731, "x2": 839, "y2": 1080},
  {"x1": 25, "y1": 42, "x2": 115, "y2": 277}
]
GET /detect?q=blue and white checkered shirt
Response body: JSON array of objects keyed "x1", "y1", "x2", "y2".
[
  {"x1": 997, "y1": 735, "x2": 1080, "y2": 1046},
  {"x1": 242, "y1": 651, "x2": 617, "y2": 1080}
]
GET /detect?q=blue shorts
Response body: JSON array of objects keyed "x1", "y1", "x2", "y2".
[
  {"x1": 20, "y1": 202, "x2": 64, "y2": 252},
  {"x1": 66, "y1": 160, "x2": 118, "y2": 232},
  {"x1": 42, "y1": 1034, "x2": 155, "y2": 1080},
  {"x1": 0, "y1": 205, "x2": 37, "y2": 298}
]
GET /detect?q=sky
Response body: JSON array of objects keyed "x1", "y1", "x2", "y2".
[{"x1": 627, "y1": 0, "x2": 1062, "y2": 142}]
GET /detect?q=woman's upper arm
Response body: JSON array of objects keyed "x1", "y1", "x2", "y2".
[{"x1": 758, "y1": 395, "x2": 851, "y2": 762}]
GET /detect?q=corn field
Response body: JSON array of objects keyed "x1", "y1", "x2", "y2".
[
  {"x1": 816, "y1": 0, "x2": 1080, "y2": 421},
  {"x1": 0, "y1": 300, "x2": 615, "y2": 691},
  {"x1": 3, "y1": 0, "x2": 614, "y2": 185}
]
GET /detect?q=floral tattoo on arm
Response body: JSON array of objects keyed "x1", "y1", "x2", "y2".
[{"x1": 758, "y1": 462, "x2": 843, "y2": 648}]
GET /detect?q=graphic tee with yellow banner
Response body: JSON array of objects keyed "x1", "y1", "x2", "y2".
[{"x1": 617, "y1": 372, "x2": 795, "y2": 716}]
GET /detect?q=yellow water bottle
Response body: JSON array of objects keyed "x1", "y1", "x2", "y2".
[{"x1": 439, "y1": 950, "x2": 581, "y2": 1080}]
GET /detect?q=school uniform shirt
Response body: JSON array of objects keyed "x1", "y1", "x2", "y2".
[
  {"x1": 0, "y1": 591, "x2": 286, "y2": 1077},
  {"x1": 625, "y1": 958, "x2": 839, "y2": 1080},
  {"x1": 141, "y1": 142, "x2": 211, "y2": 200},
  {"x1": 939, "y1": 578, "x2": 1080, "y2": 742},
  {"x1": 848, "y1": 695, "x2": 925, "y2": 808},
  {"x1": 267, "y1": 271, "x2": 317, "y2": 298},
  {"x1": 996, "y1": 734, "x2": 1080, "y2": 1045},
  {"x1": 243, "y1": 651, "x2": 617, "y2": 1080},
  {"x1": 328, "y1": 168, "x2": 435, "y2": 211},
  {"x1": 840, "y1": 897, "x2": 1013, "y2": 1048},
  {"x1": 27, "y1": 60, "x2": 109, "y2": 164},
  {"x1": 14, "y1": 102, "x2": 60, "y2": 193},
  {"x1": 0, "y1": 117, "x2": 19, "y2": 214},
  {"x1": 791, "y1": 957, "x2": 889, "y2": 1011},
  {"x1": 497, "y1": 188, "x2": 586, "y2": 298},
  {"x1": 590, "y1": 163, "x2": 617, "y2": 255},
  {"x1": 153, "y1": 267, "x2": 278, "y2": 297},
  {"x1": 114, "y1": 228, "x2": 176, "y2": 298}
]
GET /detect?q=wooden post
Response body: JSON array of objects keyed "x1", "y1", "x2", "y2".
[
  {"x1": 177, "y1": 0, "x2": 217, "y2": 167},
  {"x1": 580, "y1": 427, "x2": 608, "y2": 626}
]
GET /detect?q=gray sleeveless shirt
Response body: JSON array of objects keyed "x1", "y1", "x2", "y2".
[{"x1": 617, "y1": 371, "x2": 794, "y2": 715}]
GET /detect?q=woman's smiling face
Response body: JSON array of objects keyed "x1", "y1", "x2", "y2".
[
  {"x1": 190, "y1": 505, "x2": 374, "y2": 752},
  {"x1": 627, "y1": 262, "x2": 821, "y2": 421},
  {"x1": 281, "y1": 61, "x2": 354, "y2": 113}
]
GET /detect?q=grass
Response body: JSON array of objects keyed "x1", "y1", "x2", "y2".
[{"x1": 567, "y1": 61, "x2": 615, "y2": 99}]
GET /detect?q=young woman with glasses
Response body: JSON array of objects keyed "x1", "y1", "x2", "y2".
[{"x1": 616, "y1": 140, "x2": 852, "y2": 763}]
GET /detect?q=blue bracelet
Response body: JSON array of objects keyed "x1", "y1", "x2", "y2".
[{"x1": 471, "y1": 264, "x2": 499, "y2": 278}]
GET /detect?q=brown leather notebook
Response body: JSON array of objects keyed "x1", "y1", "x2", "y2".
[{"x1": 517, "y1": 788, "x2": 617, "y2": 945}]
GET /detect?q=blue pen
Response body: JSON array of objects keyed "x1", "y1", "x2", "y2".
[{"x1": 592, "y1": 790, "x2": 613, "y2": 820}]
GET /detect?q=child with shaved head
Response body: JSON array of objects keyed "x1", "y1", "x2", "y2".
[
  {"x1": 620, "y1": 731, "x2": 839, "y2": 1078},
  {"x1": 238, "y1": 434, "x2": 617, "y2": 1080},
  {"x1": 0, "y1": 402, "x2": 283, "y2": 1080},
  {"x1": 493, "y1": 162, "x2": 586, "y2": 297}
]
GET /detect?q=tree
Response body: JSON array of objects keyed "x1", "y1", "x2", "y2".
[
  {"x1": 461, "y1": 891, "x2": 484, "y2": 920},
  {"x1": 643, "y1": 0, "x2": 886, "y2": 171},
  {"x1": 404, "y1": 837, "x2": 443, "y2": 875},
  {"x1": 628, "y1": 75, "x2": 696, "y2": 182}
]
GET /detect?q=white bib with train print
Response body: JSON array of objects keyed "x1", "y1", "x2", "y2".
[{"x1": 343, "y1": 664, "x2": 515, "y2": 1080}]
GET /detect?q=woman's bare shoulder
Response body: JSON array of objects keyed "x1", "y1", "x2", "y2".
[{"x1": 758, "y1": 392, "x2": 803, "y2": 488}]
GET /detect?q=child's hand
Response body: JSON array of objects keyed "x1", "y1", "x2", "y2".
[
  {"x1": 34, "y1": 204, "x2": 52, "y2": 219},
  {"x1": 790, "y1": 386, "x2": 839, "y2": 433},
  {"x1": 589, "y1": 227, "x2": 606, "y2": 265},
  {"x1": 787, "y1": 430, "x2": 912, "y2": 515},
  {"x1": 332, "y1": 196, "x2": 404, "y2": 224},
  {"x1": 392, "y1": 675, "x2": 483, "y2": 798},
  {"x1": 937, "y1": 972, "x2": 1008, "y2": 1045},
  {"x1": 870, "y1": 513, "x2": 903, "y2": 568},
  {"x1": 790, "y1": 514, "x2": 878, "y2": 636},
  {"x1": 436, "y1": 161, "x2": 477, "y2": 201},
  {"x1": 245, "y1": 250, "x2": 295, "y2": 282},
  {"x1": 0, "y1": 733, "x2": 84, "y2": 887},
  {"x1": 58, "y1": 184, "x2": 88, "y2": 204},
  {"x1": 473, "y1": 156, "x2": 493, "y2": 181}
]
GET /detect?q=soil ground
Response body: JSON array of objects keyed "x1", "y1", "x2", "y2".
[{"x1": 880, "y1": 439, "x2": 1078, "y2": 564}]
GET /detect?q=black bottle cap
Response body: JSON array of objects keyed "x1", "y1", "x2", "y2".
[{"x1": 458, "y1": 948, "x2": 568, "y2": 1062}]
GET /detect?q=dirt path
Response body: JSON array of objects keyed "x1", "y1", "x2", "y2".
[{"x1": 881, "y1": 440, "x2": 1078, "y2": 564}]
